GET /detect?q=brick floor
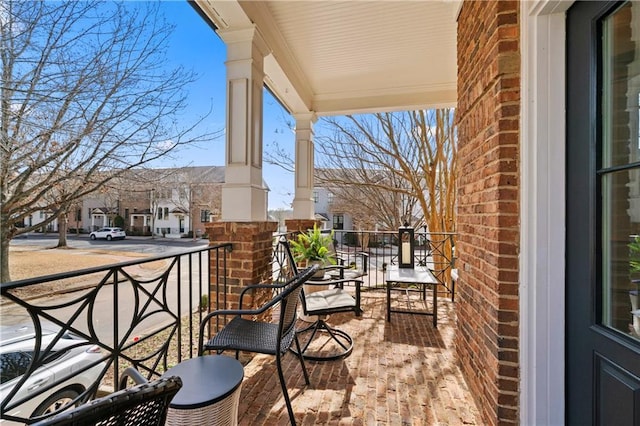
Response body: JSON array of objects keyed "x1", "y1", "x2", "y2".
[{"x1": 235, "y1": 290, "x2": 481, "y2": 425}]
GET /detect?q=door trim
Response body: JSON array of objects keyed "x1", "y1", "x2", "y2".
[{"x1": 520, "y1": 2, "x2": 573, "y2": 424}]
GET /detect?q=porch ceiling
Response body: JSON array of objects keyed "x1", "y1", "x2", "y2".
[{"x1": 193, "y1": 0, "x2": 459, "y2": 116}]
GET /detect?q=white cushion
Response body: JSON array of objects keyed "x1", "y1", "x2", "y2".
[{"x1": 305, "y1": 288, "x2": 356, "y2": 312}]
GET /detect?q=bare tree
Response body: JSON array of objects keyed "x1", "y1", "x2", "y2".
[
  {"x1": 314, "y1": 110, "x2": 456, "y2": 233},
  {"x1": 266, "y1": 109, "x2": 456, "y2": 232},
  {"x1": 168, "y1": 167, "x2": 223, "y2": 239},
  {"x1": 316, "y1": 110, "x2": 457, "y2": 281},
  {"x1": 0, "y1": 1, "x2": 222, "y2": 281},
  {"x1": 265, "y1": 109, "x2": 457, "y2": 280},
  {"x1": 318, "y1": 168, "x2": 420, "y2": 231}
]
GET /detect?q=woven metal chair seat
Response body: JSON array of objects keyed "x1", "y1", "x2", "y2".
[{"x1": 204, "y1": 316, "x2": 295, "y2": 355}]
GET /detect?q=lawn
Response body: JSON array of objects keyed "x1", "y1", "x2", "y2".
[{"x1": 9, "y1": 245, "x2": 150, "y2": 281}]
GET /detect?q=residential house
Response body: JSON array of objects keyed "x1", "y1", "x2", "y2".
[
  {"x1": 76, "y1": 166, "x2": 224, "y2": 237},
  {"x1": 312, "y1": 186, "x2": 352, "y2": 232},
  {"x1": 314, "y1": 168, "x2": 426, "y2": 233},
  {"x1": 24, "y1": 210, "x2": 58, "y2": 233}
]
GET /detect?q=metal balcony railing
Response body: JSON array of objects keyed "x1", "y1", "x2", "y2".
[
  {"x1": 0, "y1": 243, "x2": 231, "y2": 424},
  {"x1": 273, "y1": 230, "x2": 457, "y2": 298}
]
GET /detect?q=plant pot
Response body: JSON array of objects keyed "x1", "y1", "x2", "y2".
[{"x1": 309, "y1": 260, "x2": 327, "y2": 279}]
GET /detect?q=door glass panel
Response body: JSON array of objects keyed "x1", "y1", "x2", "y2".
[{"x1": 601, "y1": 1, "x2": 640, "y2": 340}]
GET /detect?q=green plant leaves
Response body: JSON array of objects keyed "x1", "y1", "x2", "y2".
[{"x1": 289, "y1": 224, "x2": 336, "y2": 264}]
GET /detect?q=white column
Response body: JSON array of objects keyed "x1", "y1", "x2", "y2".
[
  {"x1": 218, "y1": 26, "x2": 270, "y2": 222},
  {"x1": 292, "y1": 113, "x2": 316, "y2": 220}
]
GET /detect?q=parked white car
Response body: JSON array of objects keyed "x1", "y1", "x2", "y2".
[
  {"x1": 0, "y1": 325, "x2": 105, "y2": 424},
  {"x1": 89, "y1": 227, "x2": 126, "y2": 241}
]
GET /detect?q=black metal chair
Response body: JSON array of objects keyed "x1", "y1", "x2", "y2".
[
  {"x1": 322, "y1": 230, "x2": 369, "y2": 281},
  {"x1": 31, "y1": 376, "x2": 182, "y2": 426},
  {"x1": 198, "y1": 265, "x2": 319, "y2": 426},
  {"x1": 280, "y1": 239, "x2": 363, "y2": 361}
]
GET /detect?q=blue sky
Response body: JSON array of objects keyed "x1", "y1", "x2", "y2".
[{"x1": 155, "y1": 1, "x2": 295, "y2": 210}]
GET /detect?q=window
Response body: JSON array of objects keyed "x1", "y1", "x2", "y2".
[
  {"x1": 164, "y1": 207, "x2": 169, "y2": 219},
  {"x1": 0, "y1": 352, "x2": 32, "y2": 383},
  {"x1": 600, "y1": 2, "x2": 640, "y2": 340},
  {"x1": 200, "y1": 209, "x2": 210, "y2": 222},
  {"x1": 333, "y1": 214, "x2": 344, "y2": 230},
  {"x1": 124, "y1": 208, "x2": 129, "y2": 218},
  {"x1": 328, "y1": 192, "x2": 334, "y2": 203},
  {"x1": 313, "y1": 191, "x2": 319, "y2": 203},
  {"x1": 157, "y1": 209, "x2": 162, "y2": 220}
]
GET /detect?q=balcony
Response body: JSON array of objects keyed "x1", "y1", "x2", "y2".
[{"x1": 1, "y1": 231, "x2": 479, "y2": 424}]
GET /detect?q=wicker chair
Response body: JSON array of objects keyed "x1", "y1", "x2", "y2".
[
  {"x1": 31, "y1": 376, "x2": 182, "y2": 426},
  {"x1": 198, "y1": 265, "x2": 319, "y2": 426}
]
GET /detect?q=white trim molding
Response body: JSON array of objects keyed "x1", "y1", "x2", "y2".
[{"x1": 520, "y1": 1, "x2": 573, "y2": 425}]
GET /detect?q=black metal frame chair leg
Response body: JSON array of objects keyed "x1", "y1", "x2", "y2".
[{"x1": 291, "y1": 319, "x2": 354, "y2": 361}]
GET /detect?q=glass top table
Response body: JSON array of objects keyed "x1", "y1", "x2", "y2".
[{"x1": 385, "y1": 266, "x2": 440, "y2": 327}]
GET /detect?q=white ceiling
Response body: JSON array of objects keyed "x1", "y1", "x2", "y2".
[{"x1": 194, "y1": 0, "x2": 459, "y2": 116}]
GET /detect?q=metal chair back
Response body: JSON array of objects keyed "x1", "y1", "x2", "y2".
[{"x1": 31, "y1": 376, "x2": 182, "y2": 426}]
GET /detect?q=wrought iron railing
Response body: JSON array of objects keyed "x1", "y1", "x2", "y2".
[
  {"x1": 272, "y1": 230, "x2": 457, "y2": 297},
  {"x1": 0, "y1": 243, "x2": 231, "y2": 424}
]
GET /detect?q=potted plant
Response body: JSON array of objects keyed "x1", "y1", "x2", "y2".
[{"x1": 289, "y1": 224, "x2": 336, "y2": 278}]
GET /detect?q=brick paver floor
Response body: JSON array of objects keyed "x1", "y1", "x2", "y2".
[{"x1": 235, "y1": 290, "x2": 481, "y2": 425}]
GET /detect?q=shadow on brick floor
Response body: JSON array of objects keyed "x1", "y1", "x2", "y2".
[{"x1": 234, "y1": 290, "x2": 480, "y2": 425}]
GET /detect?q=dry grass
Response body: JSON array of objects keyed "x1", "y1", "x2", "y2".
[
  {"x1": 7, "y1": 245, "x2": 168, "y2": 299},
  {"x1": 9, "y1": 245, "x2": 166, "y2": 279}
]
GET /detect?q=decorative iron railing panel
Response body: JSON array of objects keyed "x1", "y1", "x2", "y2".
[{"x1": 0, "y1": 243, "x2": 231, "y2": 424}]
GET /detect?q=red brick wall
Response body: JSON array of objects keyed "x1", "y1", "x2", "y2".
[
  {"x1": 284, "y1": 219, "x2": 320, "y2": 233},
  {"x1": 205, "y1": 221, "x2": 278, "y2": 316},
  {"x1": 456, "y1": 1, "x2": 520, "y2": 424}
]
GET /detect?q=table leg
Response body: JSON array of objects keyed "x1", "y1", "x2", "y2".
[
  {"x1": 433, "y1": 283, "x2": 438, "y2": 328},
  {"x1": 386, "y1": 281, "x2": 391, "y2": 322}
]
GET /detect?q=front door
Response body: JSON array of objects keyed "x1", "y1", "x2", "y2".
[{"x1": 567, "y1": 1, "x2": 640, "y2": 424}]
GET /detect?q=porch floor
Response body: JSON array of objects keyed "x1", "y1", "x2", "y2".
[{"x1": 235, "y1": 290, "x2": 481, "y2": 425}]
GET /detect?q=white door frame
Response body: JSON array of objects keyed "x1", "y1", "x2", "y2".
[{"x1": 520, "y1": 1, "x2": 572, "y2": 424}]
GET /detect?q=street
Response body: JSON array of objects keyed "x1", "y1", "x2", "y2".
[{"x1": 10, "y1": 233, "x2": 210, "y2": 255}]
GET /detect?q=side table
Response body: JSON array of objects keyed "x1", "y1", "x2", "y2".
[
  {"x1": 162, "y1": 355, "x2": 244, "y2": 426},
  {"x1": 386, "y1": 266, "x2": 440, "y2": 327}
]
